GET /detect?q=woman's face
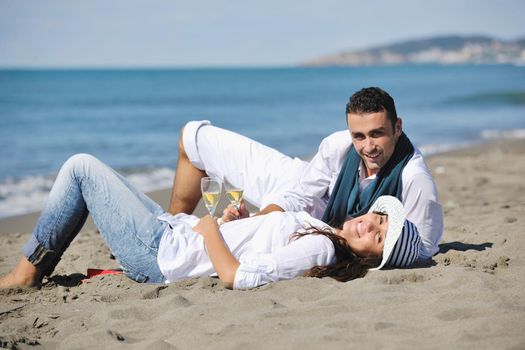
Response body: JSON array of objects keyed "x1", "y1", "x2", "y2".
[{"x1": 337, "y1": 212, "x2": 388, "y2": 257}]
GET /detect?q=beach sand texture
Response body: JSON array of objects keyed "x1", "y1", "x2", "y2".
[{"x1": 1, "y1": 140, "x2": 524, "y2": 349}]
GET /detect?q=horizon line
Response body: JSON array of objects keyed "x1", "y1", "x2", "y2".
[{"x1": 0, "y1": 63, "x2": 522, "y2": 71}]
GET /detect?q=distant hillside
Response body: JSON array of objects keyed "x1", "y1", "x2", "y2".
[{"x1": 301, "y1": 35, "x2": 525, "y2": 66}]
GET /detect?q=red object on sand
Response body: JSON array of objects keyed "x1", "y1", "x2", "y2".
[{"x1": 86, "y1": 268, "x2": 124, "y2": 278}]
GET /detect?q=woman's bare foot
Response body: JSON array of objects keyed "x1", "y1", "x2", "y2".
[{"x1": 0, "y1": 257, "x2": 41, "y2": 288}]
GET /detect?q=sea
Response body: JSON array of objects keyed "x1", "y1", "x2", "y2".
[{"x1": 1, "y1": 65, "x2": 525, "y2": 220}]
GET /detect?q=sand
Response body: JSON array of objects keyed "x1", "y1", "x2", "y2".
[{"x1": 1, "y1": 139, "x2": 525, "y2": 349}]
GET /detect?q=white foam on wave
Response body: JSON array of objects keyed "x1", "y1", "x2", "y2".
[
  {"x1": 0, "y1": 175, "x2": 56, "y2": 220},
  {"x1": 417, "y1": 144, "x2": 460, "y2": 156},
  {"x1": 0, "y1": 167, "x2": 175, "y2": 220},
  {"x1": 124, "y1": 167, "x2": 175, "y2": 193},
  {"x1": 481, "y1": 128, "x2": 525, "y2": 140},
  {"x1": 3, "y1": 128, "x2": 524, "y2": 220},
  {"x1": 419, "y1": 128, "x2": 525, "y2": 156}
]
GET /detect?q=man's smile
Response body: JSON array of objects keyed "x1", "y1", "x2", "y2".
[{"x1": 363, "y1": 151, "x2": 381, "y2": 160}]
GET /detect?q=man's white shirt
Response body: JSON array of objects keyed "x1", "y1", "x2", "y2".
[{"x1": 271, "y1": 130, "x2": 444, "y2": 259}]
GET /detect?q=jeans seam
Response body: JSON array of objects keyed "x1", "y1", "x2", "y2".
[
  {"x1": 47, "y1": 175, "x2": 72, "y2": 252},
  {"x1": 36, "y1": 170, "x2": 78, "y2": 256}
]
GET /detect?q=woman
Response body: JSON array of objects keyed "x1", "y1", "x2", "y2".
[{"x1": 0, "y1": 154, "x2": 421, "y2": 290}]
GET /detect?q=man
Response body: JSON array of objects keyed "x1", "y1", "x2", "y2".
[{"x1": 169, "y1": 87, "x2": 443, "y2": 260}]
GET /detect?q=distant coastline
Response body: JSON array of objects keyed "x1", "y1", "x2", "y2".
[{"x1": 301, "y1": 35, "x2": 525, "y2": 66}]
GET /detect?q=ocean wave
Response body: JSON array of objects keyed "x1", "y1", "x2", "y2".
[
  {"x1": 417, "y1": 144, "x2": 464, "y2": 156},
  {"x1": 0, "y1": 175, "x2": 56, "y2": 220},
  {"x1": 418, "y1": 128, "x2": 525, "y2": 156},
  {"x1": 2, "y1": 128, "x2": 524, "y2": 220},
  {"x1": 445, "y1": 90, "x2": 525, "y2": 106},
  {"x1": 0, "y1": 167, "x2": 175, "y2": 220},
  {"x1": 481, "y1": 128, "x2": 525, "y2": 140}
]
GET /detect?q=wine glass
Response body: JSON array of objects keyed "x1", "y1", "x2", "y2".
[
  {"x1": 224, "y1": 173, "x2": 244, "y2": 211},
  {"x1": 201, "y1": 177, "x2": 222, "y2": 217}
]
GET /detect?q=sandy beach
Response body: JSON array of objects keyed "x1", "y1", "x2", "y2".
[{"x1": 1, "y1": 139, "x2": 525, "y2": 349}]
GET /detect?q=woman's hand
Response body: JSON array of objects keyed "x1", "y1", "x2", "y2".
[
  {"x1": 193, "y1": 215, "x2": 220, "y2": 236},
  {"x1": 221, "y1": 201, "x2": 249, "y2": 224}
]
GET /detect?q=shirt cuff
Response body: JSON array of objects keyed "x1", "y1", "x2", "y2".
[{"x1": 233, "y1": 255, "x2": 275, "y2": 289}]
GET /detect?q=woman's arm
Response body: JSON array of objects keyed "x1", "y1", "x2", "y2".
[{"x1": 193, "y1": 215, "x2": 240, "y2": 288}]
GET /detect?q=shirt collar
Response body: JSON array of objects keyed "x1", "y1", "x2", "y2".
[{"x1": 358, "y1": 160, "x2": 377, "y2": 181}]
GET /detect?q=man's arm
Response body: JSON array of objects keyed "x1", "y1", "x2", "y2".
[
  {"x1": 402, "y1": 166, "x2": 444, "y2": 259},
  {"x1": 220, "y1": 131, "x2": 351, "y2": 223},
  {"x1": 268, "y1": 131, "x2": 351, "y2": 216},
  {"x1": 256, "y1": 204, "x2": 284, "y2": 215}
]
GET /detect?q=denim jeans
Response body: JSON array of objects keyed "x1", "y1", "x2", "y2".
[{"x1": 22, "y1": 154, "x2": 167, "y2": 283}]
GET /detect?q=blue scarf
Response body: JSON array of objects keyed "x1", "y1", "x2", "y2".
[{"x1": 321, "y1": 132, "x2": 414, "y2": 227}]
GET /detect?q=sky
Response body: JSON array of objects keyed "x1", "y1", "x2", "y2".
[{"x1": 0, "y1": 0, "x2": 524, "y2": 68}]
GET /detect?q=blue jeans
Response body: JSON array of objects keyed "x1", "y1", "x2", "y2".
[{"x1": 22, "y1": 154, "x2": 167, "y2": 283}]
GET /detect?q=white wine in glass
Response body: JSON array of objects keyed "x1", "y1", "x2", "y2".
[
  {"x1": 201, "y1": 177, "x2": 222, "y2": 216},
  {"x1": 224, "y1": 174, "x2": 244, "y2": 210}
]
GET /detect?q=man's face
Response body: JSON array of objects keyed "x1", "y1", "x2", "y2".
[{"x1": 347, "y1": 111, "x2": 402, "y2": 177}]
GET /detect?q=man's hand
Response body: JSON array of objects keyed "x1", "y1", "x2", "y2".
[{"x1": 221, "y1": 201, "x2": 250, "y2": 224}]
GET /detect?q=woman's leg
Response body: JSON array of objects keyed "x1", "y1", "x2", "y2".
[{"x1": 1, "y1": 154, "x2": 167, "y2": 287}]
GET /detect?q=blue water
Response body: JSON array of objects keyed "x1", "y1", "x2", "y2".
[{"x1": 1, "y1": 65, "x2": 525, "y2": 218}]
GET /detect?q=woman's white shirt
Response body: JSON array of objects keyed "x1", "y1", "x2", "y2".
[{"x1": 156, "y1": 211, "x2": 335, "y2": 289}]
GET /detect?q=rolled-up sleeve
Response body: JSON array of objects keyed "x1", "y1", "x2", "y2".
[{"x1": 233, "y1": 235, "x2": 335, "y2": 290}]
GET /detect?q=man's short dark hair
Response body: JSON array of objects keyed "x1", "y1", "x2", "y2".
[{"x1": 346, "y1": 87, "x2": 398, "y2": 128}]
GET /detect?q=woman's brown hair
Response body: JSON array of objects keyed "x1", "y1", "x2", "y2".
[{"x1": 291, "y1": 225, "x2": 381, "y2": 282}]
